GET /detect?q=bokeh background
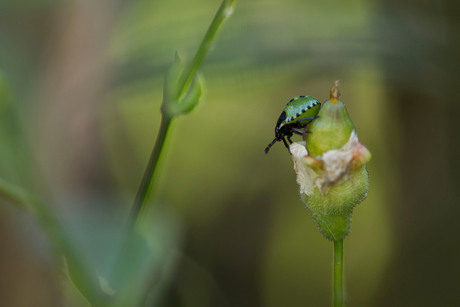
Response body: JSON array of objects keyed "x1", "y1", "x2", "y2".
[{"x1": 0, "y1": 0, "x2": 459, "y2": 306}]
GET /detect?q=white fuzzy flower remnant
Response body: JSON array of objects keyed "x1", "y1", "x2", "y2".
[{"x1": 290, "y1": 130, "x2": 371, "y2": 196}]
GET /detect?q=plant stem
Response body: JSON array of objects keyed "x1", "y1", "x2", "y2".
[
  {"x1": 177, "y1": 0, "x2": 235, "y2": 98},
  {"x1": 129, "y1": 0, "x2": 235, "y2": 227},
  {"x1": 334, "y1": 239, "x2": 344, "y2": 307},
  {"x1": 129, "y1": 115, "x2": 173, "y2": 226}
]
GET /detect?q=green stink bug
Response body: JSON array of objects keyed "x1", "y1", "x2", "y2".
[{"x1": 264, "y1": 95, "x2": 321, "y2": 154}]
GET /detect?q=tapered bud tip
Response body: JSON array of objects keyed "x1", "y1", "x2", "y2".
[
  {"x1": 330, "y1": 80, "x2": 341, "y2": 103},
  {"x1": 306, "y1": 92, "x2": 354, "y2": 157}
]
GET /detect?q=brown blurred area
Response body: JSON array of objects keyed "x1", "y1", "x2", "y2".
[
  {"x1": 0, "y1": 0, "x2": 459, "y2": 306},
  {"x1": 376, "y1": 1, "x2": 460, "y2": 305}
]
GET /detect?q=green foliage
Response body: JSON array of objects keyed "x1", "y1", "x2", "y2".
[{"x1": 0, "y1": 0, "x2": 235, "y2": 305}]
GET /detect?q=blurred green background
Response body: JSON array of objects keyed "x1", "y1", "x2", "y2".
[{"x1": 0, "y1": 0, "x2": 459, "y2": 306}]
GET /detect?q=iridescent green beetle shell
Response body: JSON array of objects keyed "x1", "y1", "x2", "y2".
[
  {"x1": 277, "y1": 96, "x2": 321, "y2": 130},
  {"x1": 265, "y1": 95, "x2": 321, "y2": 154}
]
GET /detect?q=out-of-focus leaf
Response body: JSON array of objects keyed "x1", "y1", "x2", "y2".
[{"x1": 62, "y1": 202, "x2": 182, "y2": 306}]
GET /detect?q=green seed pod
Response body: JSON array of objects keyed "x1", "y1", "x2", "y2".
[{"x1": 290, "y1": 81, "x2": 371, "y2": 240}]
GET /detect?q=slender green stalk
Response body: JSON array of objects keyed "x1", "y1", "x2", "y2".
[
  {"x1": 129, "y1": 115, "x2": 173, "y2": 226},
  {"x1": 333, "y1": 239, "x2": 344, "y2": 307},
  {"x1": 177, "y1": 0, "x2": 235, "y2": 98},
  {"x1": 129, "y1": 0, "x2": 235, "y2": 227},
  {"x1": 111, "y1": 1, "x2": 236, "y2": 299}
]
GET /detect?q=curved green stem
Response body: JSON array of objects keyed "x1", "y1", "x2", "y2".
[
  {"x1": 334, "y1": 239, "x2": 344, "y2": 307},
  {"x1": 130, "y1": 115, "x2": 173, "y2": 226},
  {"x1": 129, "y1": 0, "x2": 235, "y2": 227},
  {"x1": 177, "y1": 0, "x2": 235, "y2": 98}
]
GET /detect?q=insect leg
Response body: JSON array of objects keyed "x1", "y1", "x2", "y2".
[
  {"x1": 292, "y1": 128, "x2": 307, "y2": 135},
  {"x1": 282, "y1": 137, "x2": 290, "y2": 149},
  {"x1": 296, "y1": 116, "x2": 319, "y2": 123}
]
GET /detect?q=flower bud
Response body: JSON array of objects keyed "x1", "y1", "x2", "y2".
[
  {"x1": 305, "y1": 82, "x2": 354, "y2": 156},
  {"x1": 291, "y1": 81, "x2": 371, "y2": 240}
]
